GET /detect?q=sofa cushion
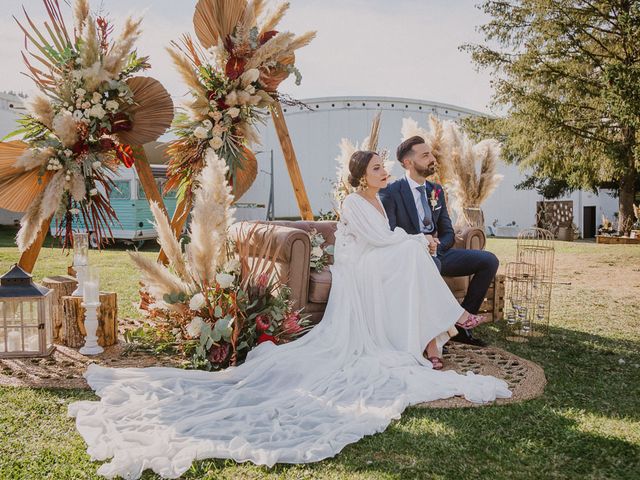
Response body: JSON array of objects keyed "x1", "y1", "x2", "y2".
[{"x1": 309, "y1": 267, "x2": 332, "y2": 304}]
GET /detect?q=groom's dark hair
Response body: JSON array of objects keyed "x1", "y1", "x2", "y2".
[{"x1": 396, "y1": 136, "x2": 425, "y2": 166}]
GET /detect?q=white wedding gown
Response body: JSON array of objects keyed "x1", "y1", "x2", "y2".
[{"x1": 69, "y1": 193, "x2": 511, "y2": 479}]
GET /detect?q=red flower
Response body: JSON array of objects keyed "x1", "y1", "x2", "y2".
[
  {"x1": 71, "y1": 140, "x2": 89, "y2": 156},
  {"x1": 257, "y1": 333, "x2": 276, "y2": 344},
  {"x1": 109, "y1": 112, "x2": 132, "y2": 133},
  {"x1": 98, "y1": 138, "x2": 116, "y2": 151},
  {"x1": 225, "y1": 56, "x2": 246, "y2": 80},
  {"x1": 208, "y1": 342, "x2": 230, "y2": 364},
  {"x1": 255, "y1": 314, "x2": 270, "y2": 332},
  {"x1": 115, "y1": 144, "x2": 135, "y2": 168},
  {"x1": 216, "y1": 98, "x2": 229, "y2": 110},
  {"x1": 259, "y1": 30, "x2": 278, "y2": 45}
]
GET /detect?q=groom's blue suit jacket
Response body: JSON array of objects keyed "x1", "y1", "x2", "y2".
[{"x1": 379, "y1": 177, "x2": 455, "y2": 254}]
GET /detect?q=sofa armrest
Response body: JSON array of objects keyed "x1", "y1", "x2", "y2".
[
  {"x1": 454, "y1": 227, "x2": 486, "y2": 250},
  {"x1": 229, "y1": 222, "x2": 311, "y2": 311}
]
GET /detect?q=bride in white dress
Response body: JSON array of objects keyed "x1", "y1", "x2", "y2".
[{"x1": 69, "y1": 151, "x2": 511, "y2": 479}]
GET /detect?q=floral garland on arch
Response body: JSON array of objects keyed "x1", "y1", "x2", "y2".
[
  {"x1": 129, "y1": 149, "x2": 311, "y2": 371},
  {"x1": 165, "y1": 0, "x2": 316, "y2": 202},
  {"x1": 0, "y1": 0, "x2": 174, "y2": 251}
]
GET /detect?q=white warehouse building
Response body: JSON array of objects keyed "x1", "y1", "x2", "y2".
[
  {"x1": 0, "y1": 93, "x2": 618, "y2": 238},
  {"x1": 240, "y1": 96, "x2": 618, "y2": 238}
]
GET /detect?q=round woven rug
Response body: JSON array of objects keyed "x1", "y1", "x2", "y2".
[{"x1": 0, "y1": 342, "x2": 545, "y2": 407}]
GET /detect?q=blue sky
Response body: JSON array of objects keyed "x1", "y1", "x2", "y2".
[{"x1": 0, "y1": 0, "x2": 496, "y2": 113}]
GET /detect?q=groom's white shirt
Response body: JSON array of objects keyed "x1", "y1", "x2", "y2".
[{"x1": 405, "y1": 172, "x2": 432, "y2": 233}]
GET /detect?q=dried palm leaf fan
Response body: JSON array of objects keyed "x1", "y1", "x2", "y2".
[
  {"x1": 0, "y1": 141, "x2": 52, "y2": 212},
  {"x1": 167, "y1": 0, "x2": 315, "y2": 203},
  {"x1": 115, "y1": 77, "x2": 174, "y2": 146},
  {"x1": 1, "y1": 0, "x2": 174, "y2": 254}
]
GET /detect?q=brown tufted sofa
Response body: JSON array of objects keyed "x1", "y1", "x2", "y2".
[{"x1": 231, "y1": 221, "x2": 491, "y2": 323}]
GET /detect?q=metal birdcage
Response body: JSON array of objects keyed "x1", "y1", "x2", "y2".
[{"x1": 504, "y1": 228, "x2": 555, "y2": 341}]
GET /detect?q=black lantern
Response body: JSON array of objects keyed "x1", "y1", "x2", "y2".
[{"x1": 0, "y1": 264, "x2": 54, "y2": 357}]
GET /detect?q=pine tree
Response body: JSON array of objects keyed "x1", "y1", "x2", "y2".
[{"x1": 463, "y1": 0, "x2": 640, "y2": 234}]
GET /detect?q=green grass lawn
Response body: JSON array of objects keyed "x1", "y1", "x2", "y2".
[{"x1": 0, "y1": 226, "x2": 639, "y2": 479}]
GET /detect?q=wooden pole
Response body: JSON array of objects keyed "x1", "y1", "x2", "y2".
[
  {"x1": 131, "y1": 145, "x2": 173, "y2": 264},
  {"x1": 157, "y1": 195, "x2": 191, "y2": 265},
  {"x1": 18, "y1": 214, "x2": 54, "y2": 273},
  {"x1": 270, "y1": 102, "x2": 313, "y2": 220}
]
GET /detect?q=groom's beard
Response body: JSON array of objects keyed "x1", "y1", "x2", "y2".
[{"x1": 416, "y1": 164, "x2": 437, "y2": 178}]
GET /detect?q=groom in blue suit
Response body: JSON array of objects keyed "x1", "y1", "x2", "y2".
[{"x1": 379, "y1": 136, "x2": 498, "y2": 346}]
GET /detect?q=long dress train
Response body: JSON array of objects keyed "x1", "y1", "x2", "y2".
[{"x1": 69, "y1": 193, "x2": 511, "y2": 479}]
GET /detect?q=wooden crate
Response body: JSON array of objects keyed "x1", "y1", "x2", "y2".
[
  {"x1": 596, "y1": 235, "x2": 640, "y2": 245},
  {"x1": 478, "y1": 274, "x2": 505, "y2": 321}
]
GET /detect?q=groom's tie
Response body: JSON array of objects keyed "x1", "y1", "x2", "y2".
[{"x1": 416, "y1": 185, "x2": 434, "y2": 233}]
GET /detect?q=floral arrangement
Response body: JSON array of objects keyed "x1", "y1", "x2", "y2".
[
  {"x1": 0, "y1": 0, "x2": 173, "y2": 251},
  {"x1": 401, "y1": 115, "x2": 504, "y2": 230},
  {"x1": 129, "y1": 149, "x2": 310, "y2": 370},
  {"x1": 308, "y1": 229, "x2": 335, "y2": 272},
  {"x1": 165, "y1": 0, "x2": 316, "y2": 202},
  {"x1": 429, "y1": 186, "x2": 442, "y2": 208}
]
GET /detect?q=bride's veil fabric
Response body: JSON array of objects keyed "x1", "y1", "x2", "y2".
[{"x1": 69, "y1": 193, "x2": 510, "y2": 479}]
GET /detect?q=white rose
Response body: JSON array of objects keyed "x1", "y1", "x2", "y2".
[
  {"x1": 227, "y1": 107, "x2": 240, "y2": 119},
  {"x1": 193, "y1": 126, "x2": 209, "y2": 139},
  {"x1": 202, "y1": 119, "x2": 213, "y2": 130},
  {"x1": 311, "y1": 246, "x2": 324, "y2": 258},
  {"x1": 186, "y1": 316, "x2": 205, "y2": 338},
  {"x1": 216, "y1": 272, "x2": 235, "y2": 289},
  {"x1": 82, "y1": 101, "x2": 91, "y2": 109},
  {"x1": 240, "y1": 68, "x2": 260, "y2": 86},
  {"x1": 88, "y1": 103, "x2": 106, "y2": 119},
  {"x1": 105, "y1": 100, "x2": 119, "y2": 112},
  {"x1": 91, "y1": 92, "x2": 102, "y2": 104},
  {"x1": 73, "y1": 110, "x2": 83, "y2": 121},
  {"x1": 75, "y1": 88, "x2": 86, "y2": 97},
  {"x1": 208, "y1": 136, "x2": 224, "y2": 150},
  {"x1": 212, "y1": 111, "x2": 223, "y2": 122},
  {"x1": 189, "y1": 292, "x2": 206, "y2": 311}
]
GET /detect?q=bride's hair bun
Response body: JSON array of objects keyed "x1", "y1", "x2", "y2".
[{"x1": 348, "y1": 151, "x2": 377, "y2": 188}]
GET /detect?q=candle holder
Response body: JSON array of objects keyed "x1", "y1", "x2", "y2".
[
  {"x1": 79, "y1": 265, "x2": 103, "y2": 355},
  {"x1": 71, "y1": 232, "x2": 89, "y2": 297}
]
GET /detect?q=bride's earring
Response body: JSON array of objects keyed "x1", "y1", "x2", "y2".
[{"x1": 358, "y1": 176, "x2": 368, "y2": 190}]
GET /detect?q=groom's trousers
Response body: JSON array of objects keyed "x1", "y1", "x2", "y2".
[{"x1": 431, "y1": 248, "x2": 499, "y2": 314}]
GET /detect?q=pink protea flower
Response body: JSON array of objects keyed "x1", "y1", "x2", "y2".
[
  {"x1": 282, "y1": 313, "x2": 302, "y2": 335},
  {"x1": 255, "y1": 314, "x2": 270, "y2": 332},
  {"x1": 256, "y1": 272, "x2": 269, "y2": 295},
  {"x1": 208, "y1": 343, "x2": 230, "y2": 364}
]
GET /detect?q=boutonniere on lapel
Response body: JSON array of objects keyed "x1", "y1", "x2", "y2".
[{"x1": 430, "y1": 187, "x2": 441, "y2": 208}]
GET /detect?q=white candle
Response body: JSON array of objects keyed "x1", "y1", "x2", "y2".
[
  {"x1": 7, "y1": 330, "x2": 22, "y2": 352},
  {"x1": 73, "y1": 253, "x2": 88, "y2": 266},
  {"x1": 83, "y1": 280, "x2": 99, "y2": 304}
]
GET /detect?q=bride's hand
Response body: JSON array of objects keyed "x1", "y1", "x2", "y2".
[{"x1": 425, "y1": 235, "x2": 438, "y2": 255}]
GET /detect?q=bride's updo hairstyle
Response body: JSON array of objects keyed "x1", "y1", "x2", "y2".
[{"x1": 348, "y1": 150, "x2": 377, "y2": 188}]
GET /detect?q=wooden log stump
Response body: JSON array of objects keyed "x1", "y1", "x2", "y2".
[
  {"x1": 41, "y1": 275, "x2": 78, "y2": 342},
  {"x1": 61, "y1": 292, "x2": 118, "y2": 348}
]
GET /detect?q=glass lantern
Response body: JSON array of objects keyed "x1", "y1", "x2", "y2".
[{"x1": 0, "y1": 264, "x2": 54, "y2": 358}]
